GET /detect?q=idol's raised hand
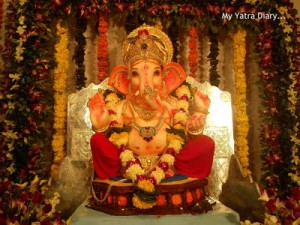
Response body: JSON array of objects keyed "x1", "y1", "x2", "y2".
[
  {"x1": 186, "y1": 113, "x2": 206, "y2": 134},
  {"x1": 193, "y1": 89, "x2": 210, "y2": 114},
  {"x1": 88, "y1": 92, "x2": 109, "y2": 131}
]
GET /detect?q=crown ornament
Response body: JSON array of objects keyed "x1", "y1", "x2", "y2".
[{"x1": 122, "y1": 24, "x2": 173, "y2": 66}]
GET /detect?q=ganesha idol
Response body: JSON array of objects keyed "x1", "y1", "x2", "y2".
[{"x1": 87, "y1": 24, "x2": 215, "y2": 215}]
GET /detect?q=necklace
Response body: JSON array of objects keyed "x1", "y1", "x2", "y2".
[
  {"x1": 129, "y1": 101, "x2": 165, "y2": 142},
  {"x1": 131, "y1": 115, "x2": 164, "y2": 142},
  {"x1": 131, "y1": 103, "x2": 156, "y2": 121}
]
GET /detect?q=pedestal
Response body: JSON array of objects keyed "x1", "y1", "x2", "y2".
[{"x1": 70, "y1": 200, "x2": 240, "y2": 225}]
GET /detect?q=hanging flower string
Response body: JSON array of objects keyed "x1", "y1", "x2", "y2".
[
  {"x1": 256, "y1": 14, "x2": 300, "y2": 223},
  {"x1": 0, "y1": 0, "x2": 3, "y2": 52},
  {"x1": 232, "y1": 30, "x2": 251, "y2": 177},
  {"x1": 104, "y1": 85, "x2": 189, "y2": 209},
  {"x1": 208, "y1": 30, "x2": 220, "y2": 86},
  {"x1": 51, "y1": 21, "x2": 69, "y2": 179},
  {"x1": 277, "y1": 6, "x2": 300, "y2": 188},
  {"x1": 97, "y1": 13, "x2": 108, "y2": 81},
  {"x1": 74, "y1": 9, "x2": 88, "y2": 90},
  {"x1": 188, "y1": 27, "x2": 198, "y2": 78}
]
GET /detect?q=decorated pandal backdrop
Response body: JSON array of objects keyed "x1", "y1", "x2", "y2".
[{"x1": 0, "y1": 1, "x2": 299, "y2": 225}]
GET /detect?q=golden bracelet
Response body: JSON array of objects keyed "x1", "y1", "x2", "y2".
[
  {"x1": 92, "y1": 124, "x2": 109, "y2": 133},
  {"x1": 186, "y1": 126, "x2": 204, "y2": 136}
]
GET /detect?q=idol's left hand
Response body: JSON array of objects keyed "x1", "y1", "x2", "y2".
[
  {"x1": 186, "y1": 112, "x2": 206, "y2": 132},
  {"x1": 193, "y1": 89, "x2": 210, "y2": 114}
]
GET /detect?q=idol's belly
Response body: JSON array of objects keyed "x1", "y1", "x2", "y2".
[{"x1": 127, "y1": 123, "x2": 168, "y2": 156}]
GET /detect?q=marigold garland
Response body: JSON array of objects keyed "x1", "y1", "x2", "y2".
[
  {"x1": 232, "y1": 29, "x2": 251, "y2": 177},
  {"x1": 188, "y1": 27, "x2": 198, "y2": 78},
  {"x1": 51, "y1": 21, "x2": 69, "y2": 179},
  {"x1": 97, "y1": 13, "x2": 108, "y2": 81}
]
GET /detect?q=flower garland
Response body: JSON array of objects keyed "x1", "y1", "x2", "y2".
[
  {"x1": 74, "y1": 8, "x2": 88, "y2": 90},
  {"x1": 97, "y1": 13, "x2": 108, "y2": 81},
  {"x1": 1, "y1": 1, "x2": 67, "y2": 223},
  {"x1": 232, "y1": 29, "x2": 251, "y2": 177},
  {"x1": 208, "y1": 29, "x2": 220, "y2": 86},
  {"x1": 0, "y1": 0, "x2": 3, "y2": 53},
  {"x1": 277, "y1": 6, "x2": 300, "y2": 188},
  {"x1": 255, "y1": 6, "x2": 300, "y2": 225},
  {"x1": 104, "y1": 84, "x2": 190, "y2": 209},
  {"x1": 188, "y1": 27, "x2": 198, "y2": 78},
  {"x1": 0, "y1": 1, "x2": 21, "y2": 180},
  {"x1": 167, "y1": 22, "x2": 179, "y2": 62},
  {"x1": 51, "y1": 21, "x2": 69, "y2": 179},
  {"x1": 1, "y1": 176, "x2": 65, "y2": 224}
]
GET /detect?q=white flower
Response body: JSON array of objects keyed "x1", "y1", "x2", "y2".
[
  {"x1": 7, "y1": 163, "x2": 16, "y2": 174},
  {"x1": 283, "y1": 25, "x2": 293, "y2": 34},
  {"x1": 258, "y1": 189, "x2": 269, "y2": 202},
  {"x1": 19, "y1": 0, "x2": 27, "y2": 6},
  {"x1": 9, "y1": 73, "x2": 21, "y2": 81},
  {"x1": 160, "y1": 154, "x2": 175, "y2": 165},
  {"x1": 17, "y1": 25, "x2": 26, "y2": 35},
  {"x1": 15, "y1": 45, "x2": 25, "y2": 62},
  {"x1": 19, "y1": 16, "x2": 25, "y2": 25},
  {"x1": 2, "y1": 130, "x2": 18, "y2": 139},
  {"x1": 120, "y1": 150, "x2": 134, "y2": 166},
  {"x1": 7, "y1": 101, "x2": 15, "y2": 109},
  {"x1": 10, "y1": 84, "x2": 20, "y2": 91},
  {"x1": 151, "y1": 167, "x2": 165, "y2": 184},
  {"x1": 126, "y1": 164, "x2": 144, "y2": 181},
  {"x1": 168, "y1": 139, "x2": 183, "y2": 153},
  {"x1": 6, "y1": 152, "x2": 13, "y2": 160}
]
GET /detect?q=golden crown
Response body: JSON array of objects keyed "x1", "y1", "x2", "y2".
[{"x1": 122, "y1": 24, "x2": 173, "y2": 66}]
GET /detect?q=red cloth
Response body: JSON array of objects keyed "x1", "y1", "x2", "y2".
[
  {"x1": 174, "y1": 135, "x2": 215, "y2": 178},
  {"x1": 90, "y1": 132, "x2": 215, "y2": 179}
]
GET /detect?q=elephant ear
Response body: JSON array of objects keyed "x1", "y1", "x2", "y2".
[
  {"x1": 108, "y1": 65, "x2": 130, "y2": 94},
  {"x1": 163, "y1": 62, "x2": 187, "y2": 94}
]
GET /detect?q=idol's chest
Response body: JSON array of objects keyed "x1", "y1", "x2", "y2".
[{"x1": 127, "y1": 122, "x2": 169, "y2": 156}]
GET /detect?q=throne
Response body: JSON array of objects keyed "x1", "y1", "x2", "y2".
[{"x1": 66, "y1": 77, "x2": 239, "y2": 224}]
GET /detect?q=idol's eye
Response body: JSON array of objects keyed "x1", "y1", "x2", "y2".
[
  {"x1": 153, "y1": 70, "x2": 161, "y2": 76},
  {"x1": 131, "y1": 71, "x2": 139, "y2": 77}
]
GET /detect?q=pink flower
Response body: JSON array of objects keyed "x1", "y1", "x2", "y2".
[
  {"x1": 207, "y1": 4, "x2": 220, "y2": 15},
  {"x1": 34, "y1": 14, "x2": 46, "y2": 22},
  {"x1": 64, "y1": 5, "x2": 71, "y2": 14},
  {"x1": 290, "y1": 187, "x2": 300, "y2": 200},
  {"x1": 32, "y1": 191, "x2": 45, "y2": 204},
  {"x1": 32, "y1": 104, "x2": 45, "y2": 114},
  {"x1": 115, "y1": 3, "x2": 126, "y2": 12},
  {"x1": 128, "y1": 4, "x2": 135, "y2": 12},
  {"x1": 266, "y1": 199, "x2": 276, "y2": 213},
  {"x1": 43, "y1": 204, "x2": 52, "y2": 214}
]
